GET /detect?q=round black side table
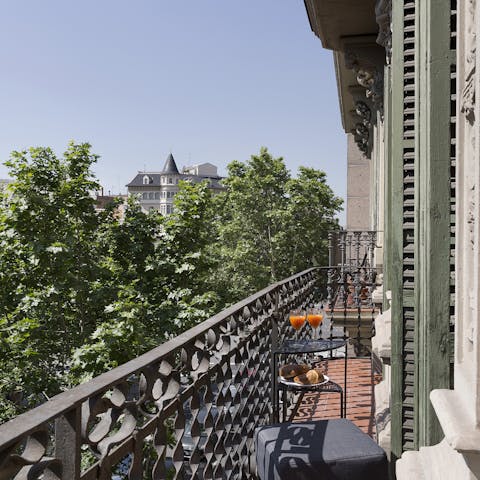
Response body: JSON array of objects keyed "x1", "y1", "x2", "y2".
[{"x1": 273, "y1": 338, "x2": 347, "y2": 423}]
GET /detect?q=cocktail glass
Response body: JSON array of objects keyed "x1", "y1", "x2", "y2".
[
  {"x1": 307, "y1": 307, "x2": 323, "y2": 340},
  {"x1": 289, "y1": 309, "x2": 306, "y2": 347}
]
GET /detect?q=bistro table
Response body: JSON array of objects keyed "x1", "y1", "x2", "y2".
[{"x1": 273, "y1": 338, "x2": 347, "y2": 422}]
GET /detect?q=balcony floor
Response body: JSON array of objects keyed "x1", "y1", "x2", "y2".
[{"x1": 291, "y1": 358, "x2": 379, "y2": 437}]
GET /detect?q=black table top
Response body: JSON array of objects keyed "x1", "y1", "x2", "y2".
[
  {"x1": 278, "y1": 379, "x2": 343, "y2": 392},
  {"x1": 274, "y1": 338, "x2": 346, "y2": 354}
]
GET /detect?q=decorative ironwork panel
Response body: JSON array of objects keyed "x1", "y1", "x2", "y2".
[
  {"x1": 328, "y1": 231, "x2": 378, "y2": 269},
  {"x1": 0, "y1": 269, "x2": 320, "y2": 480}
]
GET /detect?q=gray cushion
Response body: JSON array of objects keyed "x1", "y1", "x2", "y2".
[{"x1": 255, "y1": 419, "x2": 388, "y2": 480}]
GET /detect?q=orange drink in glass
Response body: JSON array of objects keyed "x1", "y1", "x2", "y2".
[
  {"x1": 289, "y1": 310, "x2": 306, "y2": 346},
  {"x1": 290, "y1": 313, "x2": 306, "y2": 330},
  {"x1": 307, "y1": 308, "x2": 323, "y2": 339}
]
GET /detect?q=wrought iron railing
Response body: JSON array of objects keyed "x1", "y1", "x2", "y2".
[
  {"x1": 0, "y1": 266, "x2": 381, "y2": 480},
  {"x1": 325, "y1": 264, "x2": 380, "y2": 356},
  {"x1": 0, "y1": 269, "x2": 318, "y2": 479},
  {"x1": 328, "y1": 230, "x2": 378, "y2": 270}
]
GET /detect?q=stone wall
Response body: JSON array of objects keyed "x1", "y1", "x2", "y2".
[{"x1": 346, "y1": 133, "x2": 371, "y2": 231}]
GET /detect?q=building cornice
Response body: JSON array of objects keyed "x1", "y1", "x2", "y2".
[
  {"x1": 304, "y1": 0, "x2": 390, "y2": 158},
  {"x1": 303, "y1": 0, "x2": 378, "y2": 51}
]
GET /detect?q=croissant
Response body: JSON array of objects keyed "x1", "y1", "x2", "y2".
[
  {"x1": 294, "y1": 368, "x2": 325, "y2": 385},
  {"x1": 279, "y1": 363, "x2": 309, "y2": 379}
]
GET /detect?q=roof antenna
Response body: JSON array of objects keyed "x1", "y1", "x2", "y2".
[{"x1": 143, "y1": 163, "x2": 146, "y2": 173}]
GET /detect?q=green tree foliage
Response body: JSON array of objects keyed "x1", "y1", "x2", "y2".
[
  {"x1": 0, "y1": 143, "x2": 219, "y2": 419},
  {"x1": 210, "y1": 148, "x2": 342, "y2": 302},
  {"x1": 72, "y1": 181, "x2": 219, "y2": 381},
  {"x1": 0, "y1": 144, "x2": 104, "y2": 416},
  {"x1": 147, "y1": 180, "x2": 219, "y2": 332},
  {"x1": 0, "y1": 144, "x2": 341, "y2": 422},
  {"x1": 286, "y1": 166, "x2": 343, "y2": 271}
]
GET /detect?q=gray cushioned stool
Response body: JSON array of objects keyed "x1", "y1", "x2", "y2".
[{"x1": 255, "y1": 419, "x2": 388, "y2": 480}]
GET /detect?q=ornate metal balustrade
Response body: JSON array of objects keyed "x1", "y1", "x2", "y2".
[
  {"x1": 0, "y1": 266, "x2": 381, "y2": 480},
  {"x1": 328, "y1": 230, "x2": 378, "y2": 270},
  {"x1": 278, "y1": 265, "x2": 382, "y2": 422},
  {"x1": 0, "y1": 269, "x2": 318, "y2": 480},
  {"x1": 324, "y1": 264, "x2": 380, "y2": 356}
]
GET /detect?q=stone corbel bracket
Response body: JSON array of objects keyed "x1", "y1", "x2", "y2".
[
  {"x1": 348, "y1": 88, "x2": 375, "y2": 157},
  {"x1": 341, "y1": 36, "x2": 386, "y2": 115},
  {"x1": 353, "y1": 100, "x2": 372, "y2": 156},
  {"x1": 375, "y1": 0, "x2": 392, "y2": 64}
]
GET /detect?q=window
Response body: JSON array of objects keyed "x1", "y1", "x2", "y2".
[
  {"x1": 161, "y1": 177, "x2": 166, "y2": 184},
  {"x1": 143, "y1": 175, "x2": 150, "y2": 185},
  {"x1": 176, "y1": 178, "x2": 179, "y2": 184},
  {"x1": 142, "y1": 192, "x2": 148, "y2": 200},
  {"x1": 168, "y1": 177, "x2": 173, "y2": 184},
  {"x1": 155, "y1": 192, "x2": 160, "y2": 199},
  {"x1": 166, "y1": 204, "x2": 172, "y2": 214},
  {"x1": 149, "y1": 192, "x2": 154, "y2": 200}
]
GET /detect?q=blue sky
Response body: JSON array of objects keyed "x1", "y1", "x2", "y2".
[{"x1": 0, "y1": 1, "x2": 346, "y2": 222}]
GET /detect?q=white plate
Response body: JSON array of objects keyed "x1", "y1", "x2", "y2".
[{"x1": 279, "y1": 374, "x2": 329, "y2": 388}]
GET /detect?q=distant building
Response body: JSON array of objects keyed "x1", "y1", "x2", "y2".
[
  {"x1": 126, "y1": 154, "x2": 224, "y2": 214},
  {"x1": 182, "y1": 162, "x2": 218, "y2": 177},
  {"x1": 94, "y1": 193, "x2": 127, "y2": 210}
]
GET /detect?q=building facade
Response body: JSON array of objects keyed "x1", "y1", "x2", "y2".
[
  {"x1": 304, "y1": 0, "x2": 480, "y2": 477},
  {"x1": 126, "y1": 154, "x2": 224, "y2": 214}
]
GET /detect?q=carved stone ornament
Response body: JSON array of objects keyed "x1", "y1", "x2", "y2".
[
  {"x1": 342, "y1": 39, "x2": 385, "y2": 156},
  {"x1": 462, "y1": 68, "x2": 476, "y2": 123},
  {"x1": 467, "y1": 184, "x2": 476, "y2": 343},
  {"x1": 351, "y1": 100, "x2": 372, "y2": 157},
  {"x1": 468, "y1": 185, "x2": 475, "y2": 249},
  {"x1": 355, "y1": 100, "x2": 372, "y2": 127},
  {"x1": 461, "y1": 0, "x2": 476, "y2": 123},
  {"x1": 352, "y1": 124, "x2": 369, "y2": 155},
  {"x1": 344, "y1": 47, "x2": 384, "y2": 113},
  {"x1": 375, "y1": 0, "x2": 392, "y2": 63},
  {"x1": 352, "y1": 129, "x2": 369, "y2": 155}
]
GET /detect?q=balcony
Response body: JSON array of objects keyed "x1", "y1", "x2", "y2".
[{"x1": 0, "y1": 258, "x2": 381, "y2": 479}]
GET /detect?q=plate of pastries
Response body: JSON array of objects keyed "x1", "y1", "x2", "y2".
[{"x1": 278, "y1": 363, "x2": 329, "y2": 387}]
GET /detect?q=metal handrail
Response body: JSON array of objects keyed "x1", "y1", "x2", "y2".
[
  {"x1": 0, "y1": 268, "x2": 319, "y2": 479},
  {"x1": 0, "y1": 265, "x2": 382, "y2": 479},
  {"x1": 0, "y1": 268, "x2": 315, "y2": 446}
]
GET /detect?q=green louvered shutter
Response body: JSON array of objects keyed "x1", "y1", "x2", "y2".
[
  {"x1": 449, "y1": 0, "x2": 456, "y2": 384},
  {"x1": 400, "y1": 0, "x2": 416, "y2": 451}
]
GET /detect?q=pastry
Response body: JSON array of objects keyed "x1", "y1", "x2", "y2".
[
  {"x1": 279, "y1": 363, "x2": 309, "y2": 379},
  {"x1": 294, "y1": 368, "x2": 325, "y2": 385}
]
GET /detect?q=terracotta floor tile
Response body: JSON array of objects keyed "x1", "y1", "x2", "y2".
[{"x1": 291, "y1": 358, "x2": 376, "y2": 437}]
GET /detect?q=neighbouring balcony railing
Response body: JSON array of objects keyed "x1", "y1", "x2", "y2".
[
  {"x1": 328, "y1": 230, "x2": 378, "y2": 270},
  {"x1": 0, "y1": 266, "x2": 382, "y2": 480}
]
